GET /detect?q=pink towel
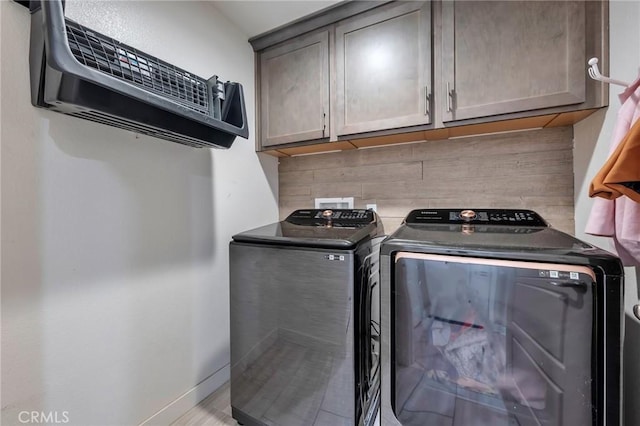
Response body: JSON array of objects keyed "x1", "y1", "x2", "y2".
[{"x1": 585, "y1": 76, "x2": 640, "y2": 266}]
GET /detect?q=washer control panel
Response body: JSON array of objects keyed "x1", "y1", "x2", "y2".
[
  {"x1": 405, "y1": 209, "x2": 547, "y2": 227},
  {"x1": 286, "y1": 209, "x2": 374, "y2": 227}
]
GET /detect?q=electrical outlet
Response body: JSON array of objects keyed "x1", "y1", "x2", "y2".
[
  {"x1": 366, "y1": 204, "x2": 377, "y2": 212},
  {"x1": 315, "y1": 197, "x2": 354, "y2": 209}
]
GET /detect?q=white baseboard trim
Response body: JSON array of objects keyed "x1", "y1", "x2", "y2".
[{"x1": 139, "y1": 365, "x2": 230, "y2": 426}]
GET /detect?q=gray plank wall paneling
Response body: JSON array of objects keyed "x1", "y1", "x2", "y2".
[{"x1": 279, "y1": 127, "x2": 575, "y2": 234}]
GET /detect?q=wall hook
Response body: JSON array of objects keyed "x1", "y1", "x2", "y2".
[{"x1": 587, "y1": 57, "x2": 630, "y2": 87}]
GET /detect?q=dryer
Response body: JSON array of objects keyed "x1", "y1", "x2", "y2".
[
  {"x1": 380, "y1": 209, "x2": 623, "y2": 426},
  {"x1": 230, "y1": 209, "x2": 384, "y2": 426}
]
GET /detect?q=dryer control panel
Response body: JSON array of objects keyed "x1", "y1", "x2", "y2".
[{"x1": 405, "y1": 209, "x2": 547, "y2": 227}]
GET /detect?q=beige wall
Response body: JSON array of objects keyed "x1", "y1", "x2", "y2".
[
  {"x1": 1, "y1": 1, "x2": 278, "y2": 425},
  {"x1": 573, "y1": 2, "x2": 640, "y2": 424},
  {"x1": 279, "y1": 126, "x2": 575, "y2": 234}
]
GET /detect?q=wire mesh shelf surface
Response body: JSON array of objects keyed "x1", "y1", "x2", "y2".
[{"x1": 65, "y1": 19, "x2": 211, "y2": 115}]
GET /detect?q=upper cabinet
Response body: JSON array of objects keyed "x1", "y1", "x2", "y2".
[
  {"x1": 441, "y1": 1, "x2": 586, "y2": 123},
  {"x1": 335, "y1": 2, "x2": 432, "y2": 136},
  {"x1": 251, "y1": 0, "x2": 607, "y2": 154},
  {"x1": 259, "y1": 30, "x2": 329, "y2": 147}
]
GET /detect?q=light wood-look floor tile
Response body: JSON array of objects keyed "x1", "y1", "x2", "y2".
[
  {"x1": 171, "y1": 382, "x2": 237, "y2": 426},
  {"x1": 171, "y1": 381, "x2": 382, "y2": 426}
]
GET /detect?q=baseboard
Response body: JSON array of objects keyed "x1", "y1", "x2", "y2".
[{"x1": 139, "y1": 364, "x2": 230, "y2": 425}]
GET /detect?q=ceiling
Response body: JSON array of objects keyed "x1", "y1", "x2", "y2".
[{"x1": 210, "y1": 1, "x2": 342, "y2": 39}]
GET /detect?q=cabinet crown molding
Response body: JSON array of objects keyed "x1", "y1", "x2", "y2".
[{"x1": 249, "y1": 1, "x2": 392, "y2": 51}]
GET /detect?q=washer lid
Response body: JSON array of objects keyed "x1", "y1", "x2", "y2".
[{"x1": 232, "y1": 209, "x2": 382, "y2": 249}]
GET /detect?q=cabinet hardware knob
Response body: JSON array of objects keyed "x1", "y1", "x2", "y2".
[{"x1": 446, "y1": 82, "x2": 453, "y2": 113}]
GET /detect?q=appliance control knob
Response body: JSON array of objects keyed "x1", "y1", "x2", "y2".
[
  {"x1": 460, "y1": 210, "x2": 477, "y2": 221},
  {"x1": 322, "y1": 209, "x2": 334, "y2": 218}
]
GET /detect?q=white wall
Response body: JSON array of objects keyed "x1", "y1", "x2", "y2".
[
  {"x1": 0, "y1": 1, "x2": 278, "y2": 425},
  {"x1": 573, "y1": 1, "x2": 640, "y2": 424},
  {"x1": 574, "y1": 0, "x2": 640, "y2": 304}
]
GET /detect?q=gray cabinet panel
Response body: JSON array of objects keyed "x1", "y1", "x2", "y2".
[
  {"x1": 335, "y1": 2, "x2": 432, "y2": 136},
  {"x1": 442, "y1": 1, "x2": 586, "y2": 123},
  {"x1": 260, "y1": 31, "x2": 329, "y2": 147},
  {"x1": 254, "y1": 0, "x2": 604, "y2": 152}
]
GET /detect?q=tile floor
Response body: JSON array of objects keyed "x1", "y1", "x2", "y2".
[
  {"x1": 171, "y1": 381, "x2": 381, "y2": 426},
  {"x1": 171, "y1": 382, "x2": 236, "y2": 426}
]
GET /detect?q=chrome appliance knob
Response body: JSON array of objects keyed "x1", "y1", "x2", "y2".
[{"x1": 460, "y1": 209, "x2": 477, "y2": 221}]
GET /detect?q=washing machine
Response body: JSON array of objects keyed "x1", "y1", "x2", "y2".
[
  {"x1": 230, "y1": 209, "x2": 384, "y2": 426},
  {"x1": 380, "y1": 209, "x2": 624, "y2": 426}
]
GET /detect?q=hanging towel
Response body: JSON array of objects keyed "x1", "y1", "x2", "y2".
[
  {"x1": 585, "y1": 75, "x2": 640, "y2": 267},
  {"x1": 590, "y1": 118, "x2": 640, "y2": 202}
]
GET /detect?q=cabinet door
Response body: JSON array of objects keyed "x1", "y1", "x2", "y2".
[
  {"x1": 442, "y1": 1, "x2": 585, "y2": 123},
  {"x1": 335, "y1": 2, "x2": 432, "y2": 136},
  {"x1": 260, "y1": 31, "x2": 329, "y2": 147}
]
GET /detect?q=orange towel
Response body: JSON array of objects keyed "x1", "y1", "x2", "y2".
[{"x1": 590, "y1": 119, "x2": 640, "y2": 202}]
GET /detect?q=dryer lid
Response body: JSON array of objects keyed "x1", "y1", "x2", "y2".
[{"x1": 388, "y1": 208, "x2": 596, "y2": 252}]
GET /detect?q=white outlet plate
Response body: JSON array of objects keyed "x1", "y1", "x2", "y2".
[
  {"x1": 366, "y1": 204, "x2": 377, "y2": 212},
  {"x1": 315, "y1": 197, "x2": 354, "y2": 209}
]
